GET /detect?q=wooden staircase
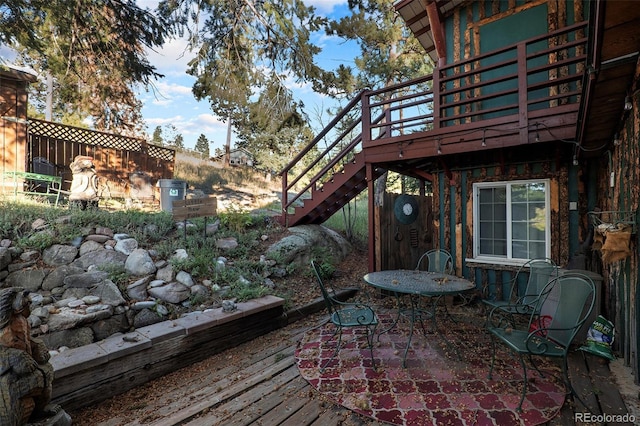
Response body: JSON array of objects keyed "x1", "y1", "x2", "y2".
[{"x1": 284, "y1": 151, "x2": 384, "y2": 226}]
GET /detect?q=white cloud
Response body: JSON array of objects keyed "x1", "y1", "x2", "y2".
[{"x1": 303, "y1": 0, "x2": 347, "y2": 14}]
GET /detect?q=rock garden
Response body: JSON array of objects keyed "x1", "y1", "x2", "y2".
[{"x1": 0, "y1": 210, "x2": 353, "y2": 353}]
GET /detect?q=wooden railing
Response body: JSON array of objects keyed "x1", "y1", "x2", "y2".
[{"x1": 279, "y1": 21, "x2": 588, "y2": 223}]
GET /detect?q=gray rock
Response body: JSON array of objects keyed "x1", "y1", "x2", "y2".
[
  {"x1": 156, "y1": 264, "x2": 175, "y2": 282},
  {"x1": 31, "y1": 306, "x2": 51, "y2": 319},
  {"x1": 47, "y1": 308, "x2": 112, "y2": 331},
  {"x1": 86, "y1": 304, "x2": 112, "y2": 314},
  {"x1": 85, "y1": 234, "x2": 110, "y2": 244},
  {"x1": 172, "y1": 249, "x2": 189, "y2": 261},
  {"x1": 127, "y1": 277, "x2": 151, "y2": 300},
  {"x1": 82, "y1": 295, "x2": 101, "y2": 305},
  {"x1": 115, "y1": 238, "x2": 139, "y2": 255},
  {"x1": 5, "y1": 268, "x2": 49, "y2": 292},
  {"x1": 206, "y1": 219, "x2": 220, "y2": 235},
  {"x1": 156, "y1": 304, "x2": 169, "y2": 316},
  {"x1": 28, "y1": 315, "x2": 42, "y2": 328},
  {"x1": 73, "y1": 249, "x2": 127, "y2": 270},
  {"x1": 42, "y1": 264, "x2": 85, "y2": 291},
  {"x1": 63, "y1": 270, "x2": 110, "y2": 288},
  {"x1": 266, "y1": 224, "x2": 352, "y2": 267},
  {"x1": 42, "y1": 244, "x2": 79, "y2": 266},
  {"x1": 0, "y1": 248, "x2": 10, "y2": 271},
  {"x1": 68, "y1": 299, "x2": 85, "y2": 308},
  {"x1": 95, "y1": 227, "x2": 114, "y2": 237},
  {"x1": 91, "y1": 313, "x2": 128, "y2": 341},
  {"x1": 61, "y1": 288, "x2": 89, "y2": 301},
  {"x1": 70, "y1": 236, "x2": 84, "y2": 247},
  {"x1": 8, "y1": 260, "x2": 37, "y2": 272},
  {"x1": 125, "y1": 249, "x2": 157, "y2": 276},
  {"x1": 20, "y1": 250, "x2": 40, "y2": 261},
  {"x1": 113, "y1": 233, "x2": 130, "y2": 241},
  {"x1": 79, "y1": 239, "x2": 104, "y2": 256},
  {"x1": 90, "y1": 280, "x2": 127, "y2": 307},
  {"x1": 132, "y1": 301, "x2": 157, "y2": 310},
  {"x1": 133, "y1": 308, "x2": 163, "y2": 328},
  {"x1": 216, "y1": 237, "x2": 238, "y2": 250},
  {"x1": 148, "y1": 282, "x2": 190, "y2": 304},
  {"x1": 190, "y1": 284, "x2": 210, "y2": 298},
  {"x1": 176, "y1": 270, "x2": 195, "y2": 287},
  {"x1": 41, "y1": 326, "x2": 94, "y2": 349}
]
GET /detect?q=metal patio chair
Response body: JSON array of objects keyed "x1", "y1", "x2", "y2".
[
  {"x1": 415, "y1": 249, "x2": 465, "y2": 320},
  {"x1": 415, "y1": 249, "x2": 454, "y2": 274},
  {"x1": 310, "y1": 260, "x2": 379, "y2": 372},
  {"x1": 486, "y1": 273, "x2": 596, "y2": 411},
  {"x1": 483, "y1": 257, "x2": 558, "y2": 317}
]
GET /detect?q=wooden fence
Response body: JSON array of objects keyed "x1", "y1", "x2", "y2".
[{"x1": 26, "y1": 119, "x2": 175, "y2": 201}]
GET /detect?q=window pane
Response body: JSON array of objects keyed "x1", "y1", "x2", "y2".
[
  {"x1": 495, "y1": 203, "x2": 506, "y2": 220},
  {"x1": 512, "y1": 222, "x2": 527, "y2": 239},
  {"x1": 480, "y1": 204, "x2": 494, "y2": 219},
  {"x1": 475, "y1": 180, "x2": 548, "y2": 260},
  {"x1": 529, "y1": 241, "x2": 546, "y2": 258},
  {"x1": 512, "y1": 240, "x2": 528, "y2": 258},
  {"x1": 512, "y1": 203, "x2": 527, "y2": 221},
  {"x1": 480, "y1": 221, "x2": 493, "y2": 237}
]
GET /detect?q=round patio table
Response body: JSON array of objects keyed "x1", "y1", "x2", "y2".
[{"x1": 363, "y1": 269, "x2": 475, "y2": 367}]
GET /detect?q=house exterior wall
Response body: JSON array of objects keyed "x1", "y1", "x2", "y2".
[
  {"x1": 444, "y1": 0, "x2": 585, "y2": 65},
  {"x1": 0, "y1": 75, "x2": 30, "y2": 176},
  {"x1": 591, "y1": 60, "x2": 640, "y2": 381}
]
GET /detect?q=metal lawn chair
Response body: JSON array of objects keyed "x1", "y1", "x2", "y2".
[
  {"x1": 483, "y1": 257, "x2": 558, "y2": 317},
  {"x1": 310, "y1": 260, "x2": 379, "y2": 372},
  {"x1": 486, "y1": 273, "x2": 596, "y2": 411},
  {"x1": 415, "y1": 249, "x2": 465, "y2": 320},
  {"x1": 415, "y1": 249, "x2": 454, "y2": 274}
]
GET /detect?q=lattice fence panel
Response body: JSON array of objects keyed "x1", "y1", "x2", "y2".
[{"x1": 27, "y1": 119, "x2": 174, "y2": 161}]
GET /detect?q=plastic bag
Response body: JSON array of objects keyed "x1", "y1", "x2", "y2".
[{"x1": 579, "y1": 315, "x2": 615, "y2": 361}]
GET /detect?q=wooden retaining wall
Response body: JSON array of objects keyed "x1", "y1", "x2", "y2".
[{"x1": 50, "y1": 296, "x2": 287, "y2": 411}]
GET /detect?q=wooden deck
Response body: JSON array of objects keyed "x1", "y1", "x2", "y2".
[{"x1": 70, "y1": 305, "x2": 630, "y2": 426}]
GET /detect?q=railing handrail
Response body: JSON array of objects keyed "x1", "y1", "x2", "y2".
[{"x1": 439, "y1": 21, "x2": 587, "y2": 75}]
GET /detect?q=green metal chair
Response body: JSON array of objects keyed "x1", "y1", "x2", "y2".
[
  {"x1": 310, "y1": 260, "x2": 379, "y2": 372},
  {"x1": 483, "y1": 258, "x2": 558, "y2": 316},
  {"x1": 415, "y1": 249, "x2": 465, "y2": 321},
  {"x1": 486, "y1": 273, "x2": 595, "y2": 411},
  {"x1": 415, "y1": 249, "x2": 454, "y2": 274}
]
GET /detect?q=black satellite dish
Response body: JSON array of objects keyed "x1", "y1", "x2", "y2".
[{"x1": 394, "y1": 194, "x2": 419, "y2": 225}]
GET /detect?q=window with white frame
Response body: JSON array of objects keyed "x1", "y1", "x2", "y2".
[{"x1": 473, "y1": 180, "x2": 550, "y2": 261}]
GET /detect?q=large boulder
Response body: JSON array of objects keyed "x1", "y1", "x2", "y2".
[{"x1": 265, "y1": 224, "x2": 352, "y2": 267}]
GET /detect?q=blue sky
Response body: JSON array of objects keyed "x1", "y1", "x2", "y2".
[{"x1": 137, "y1": 0, "x2": 358, "y2": 152}]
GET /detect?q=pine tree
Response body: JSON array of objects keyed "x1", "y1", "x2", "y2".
[{"x1": 195, "y1": 134, "x2": 210, "y2": 158}]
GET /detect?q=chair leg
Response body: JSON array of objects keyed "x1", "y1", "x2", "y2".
[
  {"x1": 515, "y1": 354, "x2": 528, "y2": 412},
  {"x1": 320, "y1": 326, "x2": 343, "y2": 372},
  {"x1": 488, "y1": 335, "x2": 497, "y2": 379},
  {"x1": 366, "y1": 324, "x2": 378, "y2": 369},
  {"x1": 562, "y1": 355, "x2": 590, "y2": 410}
]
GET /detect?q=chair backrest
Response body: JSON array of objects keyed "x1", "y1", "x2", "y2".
[
  {"x1": 415, "y1": 249, "x2": 454, "y2": 274},
  {"x1": 513, "y1": 257, "x2": 558, "y2": 305},
  {"x1": 311, "y1": 260, "x2": 337, "y2": 316},
  {"x1": 529, "y1": 273, "x2": 595, "y2": 348}
]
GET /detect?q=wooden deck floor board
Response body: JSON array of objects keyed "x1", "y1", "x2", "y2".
[
  {"x1": 78, "y1": 311, "x2": 628, "y2": 426},
  {"x1": 224, "y1": 376, "x2": 311, "y2": 426}
]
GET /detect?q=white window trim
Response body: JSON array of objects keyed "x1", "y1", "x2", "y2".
[{"x1": 471, "y1": 179, "x2": 551, "y2": 265}]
